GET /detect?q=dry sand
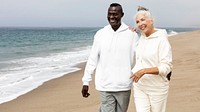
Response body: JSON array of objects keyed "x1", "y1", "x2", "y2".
[{"x1": 0, "y1": 30, "x2": 200, "y2": 112}]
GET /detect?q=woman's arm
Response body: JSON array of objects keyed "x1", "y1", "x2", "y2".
[{"x1": 130, "y1": 67, "x2": 159, "y2": 83}]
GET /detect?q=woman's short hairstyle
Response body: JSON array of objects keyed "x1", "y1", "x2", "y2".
[{"x1": 134, "y1": 9, "x2": 154, "y2": 22}]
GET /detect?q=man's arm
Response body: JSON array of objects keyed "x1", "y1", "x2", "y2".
[{"x1": 81, "y1": 32, "x2": 100, "y2": 98}]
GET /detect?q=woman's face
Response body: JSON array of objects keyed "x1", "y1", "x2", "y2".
[{"x1": 136, "y1": 13, "x2": 153, "y2": 36}]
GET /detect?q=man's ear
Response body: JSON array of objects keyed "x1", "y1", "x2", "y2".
[{"x1": 121, "y1": 12, "x2": 124, "y2": 17}]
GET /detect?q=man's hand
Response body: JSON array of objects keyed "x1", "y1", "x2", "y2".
[
  {"x1": 81, "y1": 85, "x2": 90, "y2": 98},
  {"x1": 129, "y1": 27, "x2": 137, "y2": 33}
]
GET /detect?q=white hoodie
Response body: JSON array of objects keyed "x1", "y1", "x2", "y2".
[
  {"x1": 132, "y1": 29, "x2": 173, "y2": 87},
  {"x1": 82, "y1": 23, "x2": 139, "y2": 91}
]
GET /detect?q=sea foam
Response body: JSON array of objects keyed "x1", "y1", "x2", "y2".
[{"x1": 0, "y1": 47, "x2": 91, "y2": 104}]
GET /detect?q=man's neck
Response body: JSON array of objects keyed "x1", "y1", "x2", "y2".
[{"x1": 112, "y1": 24, "x2": 121, "y2": 31}]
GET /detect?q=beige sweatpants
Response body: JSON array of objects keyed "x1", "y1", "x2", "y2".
[{"x1": 133, "y1": 85, "x2": 169, "y2": 112}]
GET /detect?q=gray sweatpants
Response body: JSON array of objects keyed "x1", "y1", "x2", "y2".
[{"x1": 99, "y1": 90, "x2": 131, "y2": 112}]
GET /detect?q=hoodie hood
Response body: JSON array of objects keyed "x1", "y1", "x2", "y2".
[
  {"x1": 105, "y1": 22, "x2": 129, "y2": 33},
  {"x1": 142, "y1": 28, "x2": 168, "y2": 39}
]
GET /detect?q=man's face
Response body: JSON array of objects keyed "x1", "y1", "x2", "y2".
[{"x1": 107, "y1": 6, "x2": 123, "y2": 30}]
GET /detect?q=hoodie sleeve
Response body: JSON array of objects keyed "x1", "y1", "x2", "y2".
[
  {"x1": 132, "y1": 32, "x2": 140, "y2": 68},
  {"x1": 157, "y1": 36, "x2": 173, "y2": 77},
  {"x1": 82, "y1": 31, "x2": 100, "y2": 85}
]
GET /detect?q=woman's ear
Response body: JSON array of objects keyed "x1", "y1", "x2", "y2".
[{"x1": 150, "y1": 19, "x2": 154, "y2": 26}]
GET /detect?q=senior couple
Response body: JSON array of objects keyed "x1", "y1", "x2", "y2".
[{"x1": 81, "y1": 3, "x2": 172, "y2": 112}]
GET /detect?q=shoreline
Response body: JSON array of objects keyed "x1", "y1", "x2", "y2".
[
  {"x1": 0, "y1": 61, "x2": 87, "y2": 105},
  {"x1": 0, "y1": 30, "x2": 200, "y2": 112},
  {"x1": 0, "y1": 28, "x2": 195, "y2": 105},
  {"x1": 0, "y1": 62, "x2": 101, "y2": 112}
]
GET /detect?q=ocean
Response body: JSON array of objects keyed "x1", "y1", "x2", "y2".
[{"x1": 0, "y1": 27, "x2": 199, "y2": 104}]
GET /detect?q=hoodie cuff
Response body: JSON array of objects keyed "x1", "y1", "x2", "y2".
[
  {"x1": 158, "y1": 66, "x2": 169, "y2": 77},
  {"x1": 83, "y1": 82, "x2": 89, "y2": 86}
]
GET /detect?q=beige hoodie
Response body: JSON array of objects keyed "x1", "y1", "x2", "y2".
[{"x1": 132, "y1": 29, "x2": 172, "y2": 87}]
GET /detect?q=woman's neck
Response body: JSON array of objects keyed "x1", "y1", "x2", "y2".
[{"x1": 145, "y1": 28, "x2": 156, "y2": 37}]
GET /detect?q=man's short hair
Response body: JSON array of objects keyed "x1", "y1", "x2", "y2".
[{"x1": 110, "y1": 3, "x2": 123, "y2": 13}]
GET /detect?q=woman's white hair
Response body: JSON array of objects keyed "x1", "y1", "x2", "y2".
[{"x1": 134, "y1": 10, "x2": 154, "y2": 22}]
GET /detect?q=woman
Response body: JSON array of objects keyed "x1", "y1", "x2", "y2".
[{"x1": 130, "y1": 8, "x2": 173, "y2": 112}]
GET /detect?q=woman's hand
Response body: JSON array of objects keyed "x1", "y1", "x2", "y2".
[
  {"x1": 130, "y1": 67, "x2": 159, "y2": 82},
  {"x1": 130, "y1": 69, "x2": 146, "y2": 83}
]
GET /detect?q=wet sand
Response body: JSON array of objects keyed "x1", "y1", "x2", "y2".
[{"x1": 0, "y1": 30, "x2": 200, "y2": 112}]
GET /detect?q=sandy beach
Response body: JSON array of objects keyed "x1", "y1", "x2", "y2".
[{"x1": 0, "y1": 30, "x2": 200, "y2": 112}]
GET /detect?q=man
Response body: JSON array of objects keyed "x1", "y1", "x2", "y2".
[{"x1": 81, "y1": 3, "x2": 139, "y2": 112}]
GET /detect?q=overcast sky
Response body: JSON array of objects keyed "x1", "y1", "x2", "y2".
[{"x1": 1, "y1": 0, "x2": 200, "y2": 27}]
